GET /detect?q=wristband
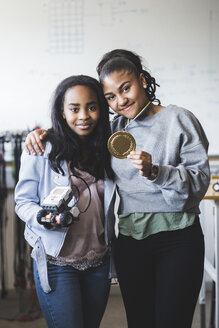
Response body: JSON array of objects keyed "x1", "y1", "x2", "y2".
[{"x1": 148, "y1": 164, "x2": 159, "y2": 180}]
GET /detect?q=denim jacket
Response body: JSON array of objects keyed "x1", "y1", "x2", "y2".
[{"x1": 14, "y1": 142, "x2": 116, "y2": 293}]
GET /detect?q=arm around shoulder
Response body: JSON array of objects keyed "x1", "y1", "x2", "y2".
[{"x1": 24, "y1": 129, "x2": 48, "y2": 155}]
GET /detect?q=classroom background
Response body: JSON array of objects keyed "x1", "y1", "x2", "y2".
[
  {"x1": 0, "y1": 0, "x2": 219, "y2": 155},
  {"x1": 0, "y1": 0, "x2": 219, "y2": 327}
]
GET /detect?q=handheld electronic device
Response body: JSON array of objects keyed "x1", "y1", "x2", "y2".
[{"x1": 37, "y1": 186, "x2": 80, "y2": 227}]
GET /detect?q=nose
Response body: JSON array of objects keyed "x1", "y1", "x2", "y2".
[
  {"x1": 78, "y1": 109, "x2": 89, "y2": 120},
  {"x1": 117, "y1": 94, "x2": 128, "y2": 107}
]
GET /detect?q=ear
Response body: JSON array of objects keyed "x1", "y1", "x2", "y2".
[
  {"x1": 62, "y1": 110, "x2": 66, "y2": 119},
  {"x1": 139, "y1": 73, "x2": 147, "y2": 88}
]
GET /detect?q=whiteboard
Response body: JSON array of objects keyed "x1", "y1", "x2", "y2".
[{"x1": 0, "y1": 0, "x2": 218, "y2": 154}]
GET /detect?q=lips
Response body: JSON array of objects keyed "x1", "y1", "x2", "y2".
[
  {"x1": 120, "y1": 103, "x2": 134, "y2": 112},
  {"x1": 76, "y1": 123, "x2": 92, "y2": 130}
]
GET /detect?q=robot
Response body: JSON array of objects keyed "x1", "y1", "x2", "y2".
[{"x1": 37, "y1": 186, "x2": 80, "y2": 228}]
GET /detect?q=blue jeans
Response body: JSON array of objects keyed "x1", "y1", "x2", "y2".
[{"x1": 33, "y1": 256, "x2": 111, "y2": 328}]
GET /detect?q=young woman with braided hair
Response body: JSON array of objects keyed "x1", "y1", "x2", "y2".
[{"x1": 24, "y1": 49, "x2": 210, "y2": 328}]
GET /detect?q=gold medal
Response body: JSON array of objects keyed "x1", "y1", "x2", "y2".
[
  {"x1": 107, "y1": 131, "x2": 136, "y2": 159},
  {"x1": 108, "y1": 101, "x2": 151, "y2": 159}
]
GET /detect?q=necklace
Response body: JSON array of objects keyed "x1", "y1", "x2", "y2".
[{"x1": 107, "y1": 101, "x2": 151, "y2": 159}]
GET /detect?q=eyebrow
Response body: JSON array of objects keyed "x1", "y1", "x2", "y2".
[
  {"x1": 104, "y1": 80, "x2": 130, "y2": 96},
  {"x1": 68, "y1": 101, "x2": 98, "y2": 106},
  {"x1": 87, "y1": 101, "x2": 98, "y2": 106},
  {"x1": 68, "y1": 103, "x2": 80, "y2": 106}
]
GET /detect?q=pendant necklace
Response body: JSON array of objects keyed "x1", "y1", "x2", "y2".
[{"x1": 107, "y1": 101, "x2": 151, "y2": 159}]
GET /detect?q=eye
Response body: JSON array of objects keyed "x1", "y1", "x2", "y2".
[
  {"x1": 88, "y1": 105, "x2": 96, "y2": 111},
  {"x1": 122, "y1": 85, "x2": 130, "y2": 93},
  {"x1": 106, "y1": 95, "x2": 115, "y2": 101},
  {"x1": 70, "y1": 107, "x2": 79, "y2": 113}
]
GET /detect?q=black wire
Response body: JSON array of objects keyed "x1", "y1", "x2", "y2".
[
  {"x1": 69, "y1": 174, "x2": 92, "y2": 213},
  {"x1": 69, "y1": 183, "x2": 80, "y2": 207}
]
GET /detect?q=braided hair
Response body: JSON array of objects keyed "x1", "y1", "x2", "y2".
[{"x1": 96, "y1": 49, "x2": 161, "y2": 105}]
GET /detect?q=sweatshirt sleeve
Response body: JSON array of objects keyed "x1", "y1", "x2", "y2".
[
  {"x1": 14, "y1": 150, "x2": 44, "y2": 228},
  {"x1": 151, "y1": 111, "x2": 210, "y2": 211}
]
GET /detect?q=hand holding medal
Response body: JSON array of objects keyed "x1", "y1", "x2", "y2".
[
  {"x1": 127, "y1": 150, "x2": 152, "y2": 178},
  {"x1": 107, "y1": 101, "x2": 151, "y2": 159}
]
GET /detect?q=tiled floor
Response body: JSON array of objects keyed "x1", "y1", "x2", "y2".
[{"x1": 0, "y1": 286, "x2": 212, "y2": 327}]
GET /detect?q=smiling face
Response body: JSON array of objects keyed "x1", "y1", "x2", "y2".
[
  {"x1": 62, "y1": 85, "x2": 100, "y2": 139},
  {"x1": 102, "y1": 70, "x2": 149, "y2": 119}
]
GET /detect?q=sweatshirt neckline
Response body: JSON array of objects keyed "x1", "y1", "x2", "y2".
[{"x1": 122, "y1": 104, "x2": 171, "y2": 128}]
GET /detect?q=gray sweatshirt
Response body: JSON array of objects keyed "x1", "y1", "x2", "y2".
[{"x1": 110, "y1": 104, "x2": 210, "y2": 214}]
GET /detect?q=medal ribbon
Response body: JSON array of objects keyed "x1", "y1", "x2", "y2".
[{"x1": 124, "y1": 101, "x2": 151, "y2": 130}]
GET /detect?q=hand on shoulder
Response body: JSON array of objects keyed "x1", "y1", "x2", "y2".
[{"x1": 24, "y1": 129, "x2": 48, "y2": 155}]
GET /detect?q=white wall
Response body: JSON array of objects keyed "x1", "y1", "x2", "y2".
[{"x1": 0, "y1": 0, "x2": 219, "y2": 154}]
